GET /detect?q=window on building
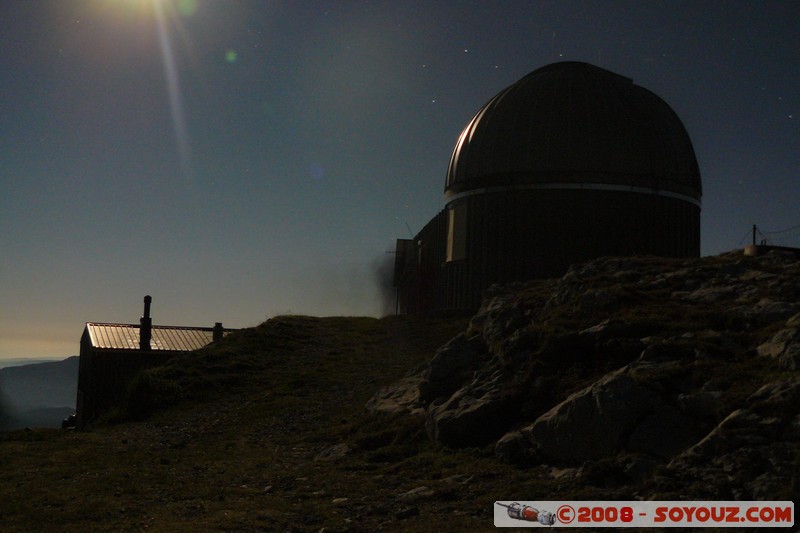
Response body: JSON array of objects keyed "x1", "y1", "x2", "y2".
[{"x1": 446, "y1": 202, "x2": 467, "y2": 262}]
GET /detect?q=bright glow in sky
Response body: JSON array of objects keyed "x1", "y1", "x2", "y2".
[{"x1": 1, "y1": 0, "x2": 798, "y2": 361}]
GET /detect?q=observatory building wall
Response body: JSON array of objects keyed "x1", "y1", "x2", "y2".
[{"x1": 392, "y1": 61, "x2": 702, "y2": 314}]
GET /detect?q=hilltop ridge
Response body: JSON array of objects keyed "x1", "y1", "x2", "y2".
[{"x1": 2, "y1": 250, "x2": 799, "y2": 531}]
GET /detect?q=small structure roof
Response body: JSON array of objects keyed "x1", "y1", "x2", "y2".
[{"x1": 84, "y1": 323, "x2": 224, "y2": 352}]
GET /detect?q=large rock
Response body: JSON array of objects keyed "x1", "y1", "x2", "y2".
[
  {"x1": 526, "y1": 370, "x2": 657, "y2": 462},
  {"x1": 426, "y1": 363, "x2": 514, "y2": 448},
  {"x1": 366, "y1": 332, "x2": 489, "y2": 416},
  {"x1": 418, "y1": 333, "x2": 487, "y2": 404},
  {"x1": 662, "y1": 377, "x2": 800, "y2": 499},
  {"x1": 469, "y1": 283, "x2": 536, "y2": 348},
  {"x1": 365, "y1": 375, "x2": 425, "y2": 416},
  {"x1": 522, "y1": 366, "x2": 699, "y2": 463},
  {"x1": 757, "y1": 313, "x2": 800, "y2": 370},
  {"x1": 369, "y1": 251, "x2": 800, "y2": 498}
]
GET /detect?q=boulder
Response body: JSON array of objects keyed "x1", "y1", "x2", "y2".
[
  {"x1": 494, "y1": 430, "x2": 532, "y2": 464},
  {"x1": 517, "y1": 361, "x2": 705, "y2": 463},
  {"x1": 524, "y1": 369, "x2": 660, "y2": 462},
  {"x1": 426, "y1": 364, "x2": 514, "y2": 448},
  {"x1": 732, "y1": 298, "x2": 798, "y2": 326},
  {"x1": 664, "y1": 377, "x2": 800, "y2": 500},
  {"x1": 757, "y1": 326, "x2": 800, "y2": 370},
  {"x1": 366, "y1": 375, "x2": 425, "y2": 416},
  {"x1": 418, "y1": 333, "x2": 487, "y2": 404},
  {"x1": 369, "y1": 252, "x2": 800, "y2": 499},
  {"x1": 366, "y1": 331, "x2": 490, "y2": 415}
]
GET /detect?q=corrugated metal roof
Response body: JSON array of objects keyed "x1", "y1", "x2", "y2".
[{"x1": 85, "y1": 323, "x2": 229, "y2": 351}]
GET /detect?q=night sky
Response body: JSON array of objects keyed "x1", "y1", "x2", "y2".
[{"x1": 1, "y1": 0, "x2": 798, "y2": 361}]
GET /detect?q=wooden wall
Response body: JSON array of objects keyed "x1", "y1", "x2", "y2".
[{"x1": 76, "y1": 333, "x2": 179, "y2": 429}]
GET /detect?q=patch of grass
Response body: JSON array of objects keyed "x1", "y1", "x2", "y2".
[{"x1": 0, "y1": 314, "x2": 483, "y2": 532}]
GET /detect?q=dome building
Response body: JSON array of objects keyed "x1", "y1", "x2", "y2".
[{"x1": 393, "y1": 62, "x2": 702, "y2": 314}]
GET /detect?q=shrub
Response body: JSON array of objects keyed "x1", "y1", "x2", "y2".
[{"x1": 124, "y1": 370, "x2": 181, "y2": 420}]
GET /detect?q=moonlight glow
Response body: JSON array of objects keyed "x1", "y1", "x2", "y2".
[
  {"x1": 94, "y1": 0, "x2": 196, "y2": 181},
  {"x1": 152, "y1": 0, "x2": 193, "y2": 183}
]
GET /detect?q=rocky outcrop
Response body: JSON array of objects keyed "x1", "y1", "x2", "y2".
[
  {"x1": 757, "y1": 313, "x2": 800, "y2": 370},
  {"x1": 520, "y1": 363, "x2": 701, "y2": 463},
  {"x1": 664, "y1": 377, "x2": 800, "y2": 499},
  {"x1": 367, "y1": 250, "x2": 800, "y2": 499}
]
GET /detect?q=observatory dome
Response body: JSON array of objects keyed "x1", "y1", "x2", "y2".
[
  {"x1": 445, "y1": 62, "x2": 702, "y2": 203},
  {"x1": 392, "y1": 61, "x2": 702, "y2": 314}
]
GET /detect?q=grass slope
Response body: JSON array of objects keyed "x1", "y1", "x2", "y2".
[{"x1": 0, "y1": 314, "x2": 550, "y2": 532}]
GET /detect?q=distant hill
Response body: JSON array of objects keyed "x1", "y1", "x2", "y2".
[
  {"x1": 0, "y1": 356, "x2": 78, "y2": 430},
  {"x1": 0, "y1": 357, "x2": 69, "y2": 369},
  {"x1": 0, "y1": 406, "x2": 75, "y2": 431}
]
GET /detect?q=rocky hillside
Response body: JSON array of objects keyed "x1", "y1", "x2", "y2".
[
  {"x1": 3, "y1": 250, "x2": 798, "y2": 531},
  {"x1": 370, "y1": 250, "x2": 800, "y2": 500}
]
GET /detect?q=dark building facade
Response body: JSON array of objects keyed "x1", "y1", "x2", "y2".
[
  {"x1": 76, "y1": 296, "x2": 232, "y2": 428},
  {"x1": 394, "y1": 62, "x2": 702, "y2": 314}
]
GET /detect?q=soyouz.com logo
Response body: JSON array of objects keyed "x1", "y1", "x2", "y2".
[{"x1": 494, "y1": 501, "x2": 794, "y2": 528}]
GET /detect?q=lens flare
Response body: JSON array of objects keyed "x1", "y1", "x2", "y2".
[
  {"x1": 176, "y1": 0, "x2": 197, "y2": 17},
  {"x1": 152, "y1": 0, "x2": 193, "y2": 183}
]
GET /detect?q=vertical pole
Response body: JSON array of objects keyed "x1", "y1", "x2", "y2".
[
  {"x1": 140, "y1": 295, "x2": 152, "y2": 351},
  {"x1": 752, "y1": 224, "x2": 757, "y2": 247}
]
